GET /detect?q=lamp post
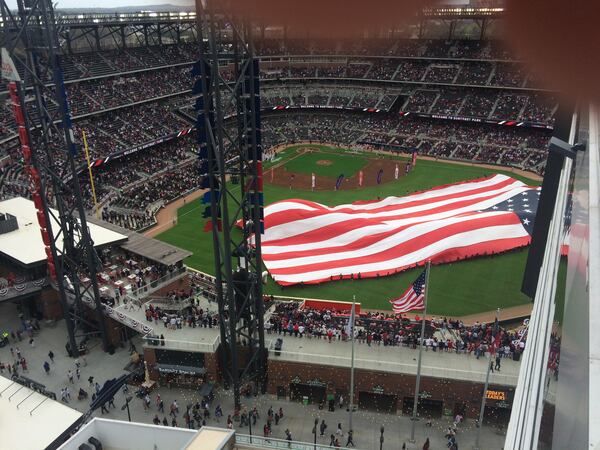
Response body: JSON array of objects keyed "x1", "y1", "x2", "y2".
[
  {"x1": 474, "y1": 307, "x2": 500, "y2": 450},
  {"x1": 348, "y1": 295, "x2": 356, "y2": 432},
  {"x1": 313, "y1": 418, "x2": 319, "y2": 450},
  {"x1": 248, "y1": 408, "x2": 253, "y2": 444},
  {"x1": 120, "y1": 396, "x2": 133, "y2": 422},
  {"x1": 380, "y1": 425, "x2": 384, "y2": 450}
]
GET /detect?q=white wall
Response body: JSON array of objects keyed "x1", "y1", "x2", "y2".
[{"x1": 58, "y1": 418, "x2": 197, "y2": 450}]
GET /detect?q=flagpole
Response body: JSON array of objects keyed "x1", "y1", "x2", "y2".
[
  {"x1": 348, "y1": 294, "x2": 356, "y2": 432},
  {"x1": 409, "y1": 260, "x2": 430, "y2": 443},
  {"x1": 474, "y1": 307, "x2": 500, "y2": 450}
]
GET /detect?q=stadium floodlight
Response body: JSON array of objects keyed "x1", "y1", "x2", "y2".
[{"x1": 193, "y1": 0, "x2": 267, "y2": 410}]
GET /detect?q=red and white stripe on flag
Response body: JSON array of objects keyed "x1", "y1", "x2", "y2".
[
  {"x1": 390, "y1": 288, "x2": 425, "y2": 313},
  {"x1": 390, "y1": 268, "x2": 426, "y2": 313}
]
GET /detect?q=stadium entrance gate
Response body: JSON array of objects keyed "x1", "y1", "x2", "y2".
[
  {"x1": 358, "y1": 391, "x2": 398, "y2": 413},
  {"x1": 484, "y1": 405, "x2": 512, "y2": 426},
  {"x1": 402, "y1": 396, "x2": 444, "y2": 418},
  {"x1": 289, "y1": 381, "x2": 326, "y2": 404}
]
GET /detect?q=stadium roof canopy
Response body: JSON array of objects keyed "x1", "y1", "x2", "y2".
[
  {"x1": 0, "y1": 375, "x2": 83, "y2": 450},
  {"x1": 0, "y1": 197, "x2": 127, "y2": 268},
  {"x1": 87, "y1": 217, "x2": 192, "y2": 266}
]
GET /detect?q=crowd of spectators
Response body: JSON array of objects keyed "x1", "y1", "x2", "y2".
[
  {"x1": 261, "y1": 112, "x2": 551, "y2": 174},
  {"x1": 255, "y1": 38, "x2": 516, "y2": 60},
  {"x1": 100, "y1": 161, "x2": 201, "y2": 230},
  {"x1": 267, "y1": 301, "x2": 532, "y2": 362},
  {"x1": 66, "y1": 66, "x2": 190, "y2": 116},
  {"x1": 144, "y1": 301, "x2": 220, "y2": 331}
]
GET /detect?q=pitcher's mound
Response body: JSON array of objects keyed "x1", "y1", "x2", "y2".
[{"x1": 316, "y1": 160, "x2": 333, "y2": 166}]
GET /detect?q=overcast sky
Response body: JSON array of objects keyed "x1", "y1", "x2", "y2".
[{"x1": 5, "y1": 0, "x2": 193, "y2": 8}]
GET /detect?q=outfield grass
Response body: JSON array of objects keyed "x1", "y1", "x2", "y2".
[
  {"x1": 157, "y1": 145, "x2": 546, "y2": 316},
  {"x1": 283, "y1": 146, "x2": 368, "y2": 178}
]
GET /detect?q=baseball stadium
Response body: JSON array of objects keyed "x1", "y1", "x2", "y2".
[{"x1": 0, "y1": 1, "x2": 592, "y2": 450}]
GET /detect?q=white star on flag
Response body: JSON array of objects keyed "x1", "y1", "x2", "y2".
[{"x1": 523, "y1": 218, "x2": 530, "y2": 225}]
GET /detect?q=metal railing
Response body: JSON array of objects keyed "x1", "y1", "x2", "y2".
[
  {"x1": 142, "y1": 335, "x2": 219, "y2": 353},
  {"x1": 236, "y1": 434, "x2": 365, "y2": 450},
  {"x1": 126, "y1": 266, "x2": 187, "y2": 300}
]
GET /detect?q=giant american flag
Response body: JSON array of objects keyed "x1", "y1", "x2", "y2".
[{"x1": 260, "y1": 174, "x2": 539, "y2": 286}]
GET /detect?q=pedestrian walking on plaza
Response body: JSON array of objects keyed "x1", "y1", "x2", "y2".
[
  {"x1": 76, "y1": 368, "x2": 80, "y2": 380},
  {"x1": 336, "y1": 423, "x2": 343, "y2": 438},
  {"x1": 153, "y1": 415, "x2": 160, "y2": 425},
  {"x1": 95, "y1": 382, "x2": 101, "y2": 394},
  {"x1": 158, "y1": 399, "x2": 164, "y2": 413},
  {"x1": 60, "y1": 388, "x2": 68, "y2": 403},
  {"x1": 329, "y1": 434, "x2": 335, "y2": 447},
  {"x1": 320, "y1": 419, "x2": 327, "y2": 436},
  {"x1": 9, "y1": 347, "x2": 14, "y2": 358},
  {"x1": 227, "y1": 415, "x2": 233, "y2": 429},
  {"x1": 285, "y1": 429, "x2": 292, "y2": 448},
  {"x1": 65, "y1": 387, "x2": 71, "y2": 401},
  {"x1": 48, "y1": 350, "x2": 54, "y2": 363},
  {"x1": 16, "y1": 347, "x2": 21, "y2": 359},
  {"x1": 423, "y1": 437, "x2": 430, "y2": 450},
  {"x1": 43, "y1": 361, "x2": 50, "y2": 375},
  {"x1": 88, "y1": 376, "x2": 94, "y2": 387},
  {"x1": 172, "y1": 418, "x2": 178, "y2": 427},
  {"x1": 338, "y1": 395, "x2": 344, "y2": 410},
  {"x1": 274, "y1": 412, "x2": 279, "y2": 425},
  {"x1": 346, "y1": 429, "x2": 354, "y2": 447},
  {"x1": 278, "y1": 407, "x2": 284, "y2": 419},
  {"x1": 162, "y1": 417, "x2": 168, "y2": 426},
  {"x1": 29, "y1": 337, "x2": 34, "y2": 347},
  {"x1": 495, "y1": 355, "x2": 502, "y2": 371},
  {"x1": 490, "y1": 360, "x2": 495, "y2": 373},
  {"x1": 68, "y1": 370, "x2": 74, "y2": 383}
]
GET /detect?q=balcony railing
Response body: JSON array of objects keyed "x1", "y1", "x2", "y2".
[{"x1": 236, "y1": 433, "x2": 364, "y2": 450}]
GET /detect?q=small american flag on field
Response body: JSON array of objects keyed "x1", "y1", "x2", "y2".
[{"x1": 390, "y1": 269, "x2": 426, "y2": 313}]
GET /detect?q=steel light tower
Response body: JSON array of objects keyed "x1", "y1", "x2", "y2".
[
  {"x1": 193, "y1": 0, "x2": 267, "y2": 409},
  {"x1": 1, "y1": 0, "x2": 110, "y2": 356}
]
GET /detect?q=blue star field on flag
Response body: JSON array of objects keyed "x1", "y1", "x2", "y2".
[{"x1": 483, "y1": 187, "x2": 541, "y2": 235}]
